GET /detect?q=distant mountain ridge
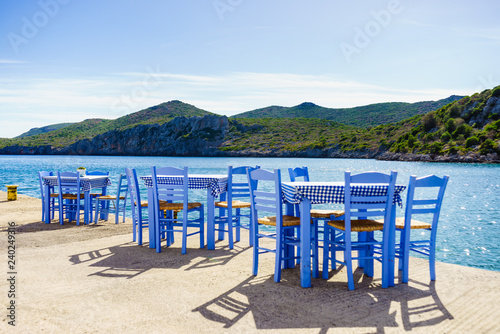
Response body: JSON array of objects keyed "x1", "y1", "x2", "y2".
[
  {"x1": 16, "y1": 123, "x2": 74, "y2": 138},
  {"x1": 231, "y1": 95, "x2": 464, "y2": 127},
  {"x1": 12, "y1": 96, "x2": 462, "y2": 139}
]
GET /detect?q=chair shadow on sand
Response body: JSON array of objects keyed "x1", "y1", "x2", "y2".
[
  {"x1": 192, "y1": 267, "x2": 453, "y2": 333},
  {"x1": 68, "y1": 239, "x2": 250, "y2": 280}
]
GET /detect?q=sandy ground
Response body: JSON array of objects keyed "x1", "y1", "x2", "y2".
[{"x1": 1, "y1": 190, "x2": 499, "y2": 333}]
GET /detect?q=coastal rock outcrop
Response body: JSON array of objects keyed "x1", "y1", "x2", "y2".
[{"x1": 0, "y1": 115, "x2": 229, "y2": 156}]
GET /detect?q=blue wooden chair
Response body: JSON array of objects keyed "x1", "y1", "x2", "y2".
[
  {"x1": 214, "y1": 165, "x2": 258, "y2": 249},
  {"x1": 84, "y1": 170, "x2": 110, "y2": 223},
  {"x1": 396, "y1": 174, "x2": 449, "y2": 283},
  {"x1": 247, "y1": 167, "x2": 301, "y2": 282},
  {"x1": 288, "y1": 166, "x2": 344, "y2": 277},
  {"x1": 94, "y1": 173, "x2": 128, "y2": 224},
  {"x1": 38, "y1": 171, "x2": 59, "y2": 222},
  {"x1": 57, "y1": 171, "x2": 86, "y2": 225},
  {"x1": 125, "y1": 168, "x2": 149, "y2": 245},
  {"x1": 151, "y1": 166, "x2": 204, "y2": 254},
  {"x1": 322, "y1": 171, "x2": 397, "y2": 290}
]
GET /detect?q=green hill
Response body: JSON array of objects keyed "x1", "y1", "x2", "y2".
[
  {"x1": 2, "y1": 90, "x2": 498, "y2": 162},
  {"x1": 1, "y1": 100, "x2": 214, "y2": 148},
  {"x1": 16, "y1": 123, "x2": 75, "y2": 138},
  {"x1": 231, "y1": 96, "x2": 463, "y2": 127},
  {"x1": 389, "y1": 87, "x2": 500, "y2": 156}
]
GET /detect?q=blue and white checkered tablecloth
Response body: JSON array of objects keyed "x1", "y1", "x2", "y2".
[
  {"x1": 43, "y1": 176, "x2": 111, "y2": 192},
  {"x1": 282, "y1": 181, "x2": 406, "y2": 207},
  {"x1": 140, "y1": 174, "x2": 228, "y2": 197}
]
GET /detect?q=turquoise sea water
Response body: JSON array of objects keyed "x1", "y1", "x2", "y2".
[{"x1": 1, "y1": 155, "x2": 499, "y2": 272}]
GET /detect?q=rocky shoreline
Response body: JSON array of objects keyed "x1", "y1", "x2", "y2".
[{"x1": 1, "y1": 114, "x2": 498, "y2": 164}]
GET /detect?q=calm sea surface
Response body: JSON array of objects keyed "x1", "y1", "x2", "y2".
[{"x1": 1, "y1": 155, "x2": 498, "y2": 272}]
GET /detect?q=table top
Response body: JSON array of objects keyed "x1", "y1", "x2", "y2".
[
  {"x1": 43, "y1": 175, "x2": 111, "y2": 192},
  {"x1": 140, "y1": 174, "x2": 228, "y2": 197},
  {"x1": 282, "y1": 181, "x2": 406, "y2": 206}
]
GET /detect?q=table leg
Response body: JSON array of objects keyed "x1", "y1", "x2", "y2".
[
  {"x1": 300, "y1": 199, "x2": 312, "y2": 288},
  {"x1": 207, "y1": 188, "x2": 215, "y2": 250},
  {"x1": 284, "y1": 203, "x2": 295, "y2": 269},
  {"x1": 84, "y1": 192, "x2": 90, "y2": 224},
  {"x1": 44, "y1": 184, "x2": 51, "y2": 224},
  {"x1": 389, "y1": 204, "x2": 396, "y2": 287}
]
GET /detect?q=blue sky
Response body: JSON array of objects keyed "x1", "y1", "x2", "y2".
[{"x1": 1, "y1": 0, "x2": 499, "y2": 138}]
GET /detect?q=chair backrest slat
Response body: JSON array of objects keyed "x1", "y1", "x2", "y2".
[{"x1": 412, "y1": 199, "x2": 439, "y2": 206}]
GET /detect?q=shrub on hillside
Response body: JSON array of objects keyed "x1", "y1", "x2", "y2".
[
  {"x1": 465, "y1": 136, "x2": 480, "y2": 148},
  {"x1": 492, "y1": 86, "x2": 500, "y2": 98}
]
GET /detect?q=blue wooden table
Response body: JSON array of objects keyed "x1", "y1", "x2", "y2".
[
  {"x1": 282, "y1": 181, "x2": 406, "y2": 288},
  {"x1": 43, "y1": 175, "x2": 111, "y2": 224},
  {"x1": 140, "y1": 174, "x2": 228, "y2": 251}
]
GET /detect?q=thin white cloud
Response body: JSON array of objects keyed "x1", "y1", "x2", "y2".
[{"x1": 0, "y1": 59, "x2": 25, "y2": 64}]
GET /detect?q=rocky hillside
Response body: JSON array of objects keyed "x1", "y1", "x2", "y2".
[
  {"x1": 0, "y1": 115, "x2": 228, "y2": 156},
  {"x1": 0, "y1": 100, "x2": 214, "y2": 148},
  {"x1": 1, "y1": 87, "x2": 498, "y2": 163}
]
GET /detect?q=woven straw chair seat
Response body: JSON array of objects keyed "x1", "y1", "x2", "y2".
[
  {"x1": 310, "y1": 209, "x2": 344, "y2": 219},
  {"x1": 49, "y1": 193, "x2": 59, "y2": 198},
  {"x1": 159, "y1": 202, "x2": 202, "y2": 211},
  {"x1": 134, "y1": 200, "x2": 149, "y2": 207},
  {"x1": 394, "y1": 217, "x2": 431, "y2": 230},
  {"x1": 327, "y1": 219, "x2": 384, "y2": 232},
  {"x1": 373, "y1": 217, "x2": 432, "y2": 230},
  {"x1": 258, "y1": 215, "x2": 301, "y2": 227},
  {"x1": 215, "y1": 200, "x2": 251, "y2": 209},
  {"x1": 97, "y1": 195, "x2": 126, "y2": 200},
  {"x1": 61, "y1": 193, "x2": 85, "y2": 200}
]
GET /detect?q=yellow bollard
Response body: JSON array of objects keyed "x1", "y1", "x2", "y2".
[{"x1": 6, "y1": 185, "x2": 18, "y2": 201}]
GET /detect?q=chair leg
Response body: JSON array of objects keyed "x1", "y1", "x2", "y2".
[
  {"x1": 345, "y1": 248, "x2": 355, "y2": 291},
  {"x1": 322, "y1": 227, "x2": 330, "y2": 279},
  {"x1": 235, "y1": 208, "x2": 241, "y2": 243},
  {"x1": 59, "y1": 200, "x2": 64, "y2": 225},
  {"x1": 137, "y1": 217, "x2": 142, "y2": 245},
  {"x1": 252, "y1": 225, "x2": 259, "y2": 276},
  {"x1": 42, "y1": 198, "x2": 46, "y2": 222},
  {"x1": 430, "y1": 240, "x2": 436, "y2": 281},
  {"x1": 402, "y1": 225, "x2": 411, "y2": 284},
  {"x1": 132, "y1": 213, "x2": 137, "y2": 242},
  {"x1": 94, "y1": 199, "x2": 100, "y2": 224},
  {"x1": 181, "y1": 212, "x2": 188, "y2": 255},
  {"x1": 227, "y1": 208, "x2": 234, "y2": 249},
  {"x1": 274, "y1": 232, "x2": 283, "y2": 283},
  {"x1": 115, "y1": 200, "x2": 119, "y2": 224}
]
